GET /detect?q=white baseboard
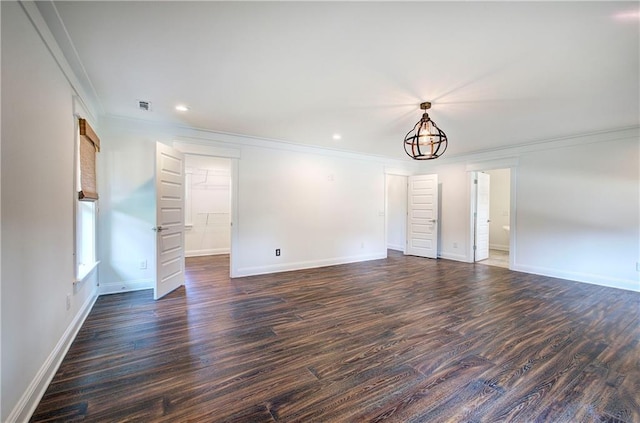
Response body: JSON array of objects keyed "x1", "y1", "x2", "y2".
[
  {"x1": 234, "y1": 252, "x2": 387, "y2": 277},
  {"x1": 185, "y1": 247, "x2": 230, "y2": 257},
  {"x1": 6, "y1": 287, "x2": 98, "y2": 423},
  {"x1": 99, "y1": 278, "x2": 153, "y2": 295},
  {"x1": 438, "y1": 251, "x2": 470, "y2": 262},
  {"x1": 387, "y1": 243, "x2": 405, "y2": 252},
  {"x1": 512, "y1": 263, "x2": 640, "y2": 292}
]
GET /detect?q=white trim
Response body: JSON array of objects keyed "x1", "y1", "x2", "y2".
[
  {"x1": 235, "y1": 252, "x2": 387, "y2": 278},
  {"x1": 171, "y1": 130, "x2": 405, "y2": 164},
  {"x1": 98, "y1": 278, "x2": 153, "y2": 295},
  {"x1": 387, "y1": 244, "x2": 405, "y2": 252},
  {"x1": 465, "y1": 157, "x2": 519, "y2": 172},
  {"x1": 423, "y1": 126, "x2": 640, "y2": 167},
  {"x1": 229, "y1": 159, "x2": 240, "y2": 277},
  {"x1": 384, "y1": 166, "x2": 418, "y2": 176},
  {"x1": 173, "y1": 141, "x2": 241, "y2": 159},
  {"x1": 174, "y1": 142, "x2": 240, "y2": 278},
  {"x1": 438, "y1": 252, "x2": 469, "y2": 262},
  {"x1": 0, "y1": 1, "x2": 3, "y2": 419},
  {"x1": 103, "y1": 114, "x2": 414, "y2": 168},
  {"x1": 75, "y1": 260, "x2": 99, "y2": 284},
  {"x1": 185, "y1": 248, "x2": 230, "y2": 257},
  {"x1": 5, "y1": 288, "x2": 98, "y2": 423},
  {"x1": 466, "y1": 163, "x2": 517, "y2": 268},
  {"x1": 19, "y1": 1, "x2": 101, "y2": 119},
  {"x1": 512, "y1": 263, "x2": 640, "y2": 293},
  {"x1": 107, "y1": 116, "x2": 638, "y2": 173},
  {"x1": 509, "y1": 168, "x2": 517, "y2": 270}
]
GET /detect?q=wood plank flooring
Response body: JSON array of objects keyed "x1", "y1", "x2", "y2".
[{"x1": 31, "y1": 251, "x2": 640, "y2": 422}]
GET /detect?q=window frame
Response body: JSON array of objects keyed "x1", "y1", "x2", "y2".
[{"x1": 74, "y1": 116, "x2": 100, "y2": 282}]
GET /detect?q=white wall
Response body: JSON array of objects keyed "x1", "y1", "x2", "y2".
[
  {"x1": 99, "y1": 116, "x2": 403, "y2": 282},
  {"x1": 487, "y1": 168, "x2": 510, "y2": 251},
  {"x1": 386, "y1": 174, "x2": 407, "y2": 251},
  {"x1": 515, "y1": 139, "x2": 639, "y2": 290},
  {"x1": 3, "y1": 4, "x2": 637, "y2": 422},
  {"x1": 1, "y1": 3, "x2": 98, "y2": 421},
  {"x1": 419, "y1": 133, "x2": 639, "y2": 292},
  {"x1": 235, "y1": 146, "x2": 387, "y2": 276},
  {"x1": 97, "y1": 121, "x2": 158, "y2": 294},
  {"x1": 185, "y1": 155, "x2": 231, "y2": 257},
  {"x1": 434, "y1": 163, "x2": 471, "y2": 262}
]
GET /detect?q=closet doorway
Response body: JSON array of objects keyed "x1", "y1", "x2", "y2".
[{"x1": 184, "y1": 155, "x2": 232, "y2": 258}]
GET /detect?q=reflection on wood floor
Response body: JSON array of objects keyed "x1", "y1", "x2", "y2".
[{"x1": 32, "y1": 251, "x2": 639, "y2": 422}]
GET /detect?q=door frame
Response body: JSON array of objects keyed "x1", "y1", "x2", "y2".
[
  {"x1": 172, "y1": 141, "x2": 240, "y2": 277},
  {"x1": 466, "y1": 158, "x2": 518, "y2": 269},
  {"x1": 384, "y1": 168, "x2": 411, "y2": 254},
  {"x1": 473, "y1": 171, "x2": 491, "y2": 262}
]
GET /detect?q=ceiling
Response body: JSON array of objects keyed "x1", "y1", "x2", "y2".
[{"x1": 42, "y1": 1, "x2": 639, "y2": 160}]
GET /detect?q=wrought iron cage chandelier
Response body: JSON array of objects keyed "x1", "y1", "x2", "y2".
[{"x1": 404, "y1": 102, "x2": 448, "y2": 160}]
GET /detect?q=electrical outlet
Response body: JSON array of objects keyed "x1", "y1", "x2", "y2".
[
  {"x1": 66, "y1": 294, "x2": 71, "y2": 311},
  {"x1": 275, "y1": 249, "x2": 281, "y2": 257},
  {"x1": 139, "y1": 260, "x2": 147, "y2": 270}
]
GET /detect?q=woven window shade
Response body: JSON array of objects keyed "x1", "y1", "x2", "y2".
[{"x1": 78, "y1": 118, "x2": 101, "y2": 201}]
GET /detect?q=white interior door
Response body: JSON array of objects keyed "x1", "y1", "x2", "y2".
[
  {"x1": 475, "y1": 172, "x2": 490, "y2": 261},
  {"x1": 406, "y1": 174, "x2": 439, "y2": 258},
  {"x1": 154, "y1": 142, "x2": 185, "y2": 300}
]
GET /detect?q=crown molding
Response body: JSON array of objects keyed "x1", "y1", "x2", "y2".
[
  {"x1": 19, "y1": 1, "x2": 102, "y2": 121},
  {"x1": 420, "y1": 125, "x2": 639, "y2": 169},
  {"x1": 102, "y1": 114, "x2": 420, "y2": 171}
]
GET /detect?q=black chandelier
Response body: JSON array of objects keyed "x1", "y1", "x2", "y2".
[{"x1": 404, "y1": 102, "x2": 448, "y2": 160}]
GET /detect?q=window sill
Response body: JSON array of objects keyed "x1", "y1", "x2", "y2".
[{"x1": 75, "y1": 260, "x2": 100, "y2": 284}]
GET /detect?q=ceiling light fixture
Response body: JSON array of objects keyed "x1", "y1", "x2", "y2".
[
  {"x1": 332, "y1": 133, "x2": 342, "y2": 140},
  {"x1": 404, "y1": 102, "x2": 448, "y2": 160},
  {"x1": 175, "y1": 104, "x2": 190, "y2": 112}
]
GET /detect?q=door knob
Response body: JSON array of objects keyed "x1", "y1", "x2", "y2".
[{"x1": 153, "y1": 226, "x2": 165, "y2": 232}]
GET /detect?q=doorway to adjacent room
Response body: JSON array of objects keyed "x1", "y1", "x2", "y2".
[{"x1": 472, "y1": 168, "x2": 512, "y2": 269}]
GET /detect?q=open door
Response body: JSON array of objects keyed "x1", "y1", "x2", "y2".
[
  {"x1": 406, "y1": 174, "x2": 439, "y2": 258},
  {"x1": 154, "y1": 142, "x2": 185, "y2": 300},
  {"x1": 475, "y1": 172, "x2": 490, "y2": 261}
]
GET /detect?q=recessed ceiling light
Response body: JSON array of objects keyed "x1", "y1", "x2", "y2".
[
  {"x1": 175, "y1": 104, "x2": 190, "y2": 112},
  {"x1": 332, "y1": 134, "x2": 342, "y2": 140}
]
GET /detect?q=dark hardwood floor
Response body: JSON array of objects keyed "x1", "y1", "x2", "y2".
[{"x1": 32, "y1": 251, "x2": 639, "y2": 422}]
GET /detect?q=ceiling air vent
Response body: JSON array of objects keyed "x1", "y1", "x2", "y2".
[{"x1": 137, "y1": 100, "x2": 152, "y2": 111}]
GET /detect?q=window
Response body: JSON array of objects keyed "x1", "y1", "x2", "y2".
[
  {"x1": 76, "y1": 117, "x2": 100, "y2": 281},
  {"x1": 77, "y1": 200, "x2": 97, "y2": 280}
]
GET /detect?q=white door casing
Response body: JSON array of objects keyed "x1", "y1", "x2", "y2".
[
  {"x1": 475, "y1": 172, "x2": 490, "y2": 261},
  {"x1": 154, "y1": 142, "x2": 185, "y2": 300},
  {"x1": 406, "y1": 174, "x2": 439, "y2": 259}
]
